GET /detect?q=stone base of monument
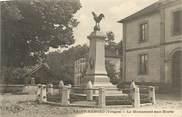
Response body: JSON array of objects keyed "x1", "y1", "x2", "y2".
[
  {"x1": 84, "y1": 75, "x2": 113, "y2": 86},
  {"x1": 82, "y1": 75, "x2": 123, "y2": 94},
  {"x1": 72, "y1": 91, "x2": 127, "y2": 97}
]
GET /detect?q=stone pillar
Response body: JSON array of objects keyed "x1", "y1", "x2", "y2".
[
  {"x1": 148, "y1": 86, "x2": 156, "y2": 104},
  {"x1": 66, "y1": 84, "x2": 72, "y2": 100},
  {"x1": 129, "y1": 81, "x2": 136, "y2": 101},
  {"x1": 67, "y1": 84, "x2": 72, "y2": 88},
  {"x1": 130, "y1": 84, "x2": 140, "y2": 108},
  {"x1": 59, "y1": 80, "x2": 64, "y2": 87},
  {"x1": 36, "y1": 84, "x2": 42, "y2": 101},
  {"x1": 47, "y1": 84, "x2": 53, "y2": 95},
  {"x1": 86, "y1": 81, "x2": 93, "y2": 101},
  {"x1": 59, "y1": 80, "x2": 64, "y2": 96},
  {"x1": 133, "y1": 87, "x2": 140, "y2": 108},
  {"x1": 31, "y1": 77, "x2": 35, "y2": 85},
  {"x1": 85, "y1": 31, "x2": 116, "y2": 89},
  {"x1": 40, "y1": 85, "x2": 47, "y2": 103},
  {"x1": 61, "y1": 87, "x2": 70, "y2": 106},
  {"x1": 98, "y1": 88, "x2": 105, "y2": 108}
]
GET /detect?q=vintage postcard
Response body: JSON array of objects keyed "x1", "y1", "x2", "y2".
[{"x1": 0, "y1": 0, "x2": 182, "y2": 117}]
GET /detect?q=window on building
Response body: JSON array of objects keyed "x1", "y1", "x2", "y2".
[
  {"x1": 139, "y1": 23, "x2": 148, "y2": 42},
  {"x1": 173, "y1": 10, "x2": 182, "y2": 35},
  {"x1": 139, "y1": 54, "x2": 148, "y2": 75}
]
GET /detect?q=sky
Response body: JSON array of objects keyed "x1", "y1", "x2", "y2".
[{"x1": 73, "y1": 0, "x2": 158, "y2": 46}]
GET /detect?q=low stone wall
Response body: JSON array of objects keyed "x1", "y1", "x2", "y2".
[
  {"x1": 36, "y1": 81, "x2": 157, "y2": 108},
  {"x1": 0, "y1": 84, "x2": 38, "y2": 95},
  {"x1": 0, "y1": 84, "x2": 24, "y2": 93},
  {"x1": 22, "y1": 85, "x2": 37, "y2": 94}
]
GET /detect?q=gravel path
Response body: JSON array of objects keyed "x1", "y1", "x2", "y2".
[{"x1": 0, "y1": 94, "x2": 182, "y2": 117}]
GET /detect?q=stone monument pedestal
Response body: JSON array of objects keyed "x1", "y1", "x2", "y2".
[{"x1": 84, "y1": 31, "x2": 116, "y2": 90}]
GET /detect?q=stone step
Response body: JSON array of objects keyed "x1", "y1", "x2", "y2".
[
  {"x1": 72, "y1": 92, "x2": 128, "y2": 97},
  {"x1": 92, "y1": 82, "x2": 117, "y2": 88}
]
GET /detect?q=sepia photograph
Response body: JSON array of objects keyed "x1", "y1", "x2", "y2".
[{"x1": 0, "y1": 0, "x2": 182, "y2": 117}]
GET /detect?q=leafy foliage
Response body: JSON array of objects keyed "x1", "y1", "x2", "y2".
[
  {"x1": 46, "y1": 45, "x2": 89, "y2": 84},
  {"x1": 1, "y1": 0, "x2": 81, "y2": 67},
  {"x1": 105, "y1": 61, "x2": 119, "y2": 85},
  {"x1": 105, "y1": 31, "x2": 123, "y2": 83},
  {"x1": 0, "y1": 66, "x2": 27, "y2": 84},
  {"x1": 106, "y1": 31, "x2": 115, "y2": 46}
]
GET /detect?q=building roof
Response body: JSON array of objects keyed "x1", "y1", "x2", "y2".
[
  {"x1": 118, "y1": 2, "x2": 160, "y2": 23},
  {"x1": 118, "y1": 0, "x2": 180, "y2": 23}
]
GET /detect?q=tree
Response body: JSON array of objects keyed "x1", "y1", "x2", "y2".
[
  {"x1": 46, "y1": 44, "x2": 89, "y2": 84},
  {"x1": 105, "y1": 31, "x2": 123, "y2": 84},
  {"x1": 118, "y1": 40, "x2": 123, "y2": 55},
  {"x1": 106, "y1": 31, "x2": 116, "y2": 46},
  {"x1": 105, "y1": 61, "x2": 119, "y2": 85},
  {"x1": 1, "y1": 66, "x2": 27, "y2": 84},
  {"x1": 1, "y1": 0, "x2": 81, "y2": 67}
]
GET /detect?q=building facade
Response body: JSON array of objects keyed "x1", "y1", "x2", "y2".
[
  {"x1": 119, "y1": 0, "x2": 182, "y2": 91},
  {"x1": 74, "y1": 57, "x2": 88, "y2": 86}
]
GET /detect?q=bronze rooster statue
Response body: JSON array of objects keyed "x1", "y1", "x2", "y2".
[{"x1": 92, "y1": 12, "x2": 104, "y2": 31}]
